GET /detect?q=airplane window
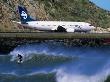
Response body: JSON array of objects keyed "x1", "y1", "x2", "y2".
[{"x1": 62, "y1": 25, "x2": 65, "y2": 26}]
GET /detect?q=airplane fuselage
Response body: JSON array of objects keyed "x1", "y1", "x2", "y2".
[
  {"x1": 21, "y1": 21, "x2": 95, "y2": 32},
  {"x1": 16, "y1": 6, "x2": 95, "y2": 32}
]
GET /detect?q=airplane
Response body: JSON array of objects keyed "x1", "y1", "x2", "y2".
[{"x1": 14, "y1": 5, "x2": 95, "y2": 32}]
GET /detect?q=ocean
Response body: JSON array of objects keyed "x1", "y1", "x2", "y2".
[{"x1": 0, "y1": 43, "x2": 110, "y2": 82}]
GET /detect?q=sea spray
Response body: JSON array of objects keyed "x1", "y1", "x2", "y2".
[
  {"x1": 56, "y1": 62, "x2": 110, "y2": 82},
  {"x1": 56, "y1": 51, "x2": 110, "y2": 82}
]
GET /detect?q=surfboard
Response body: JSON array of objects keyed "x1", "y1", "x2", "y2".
[{"x1": 17, "y1": 60, "x2": 23, "y2": 64}]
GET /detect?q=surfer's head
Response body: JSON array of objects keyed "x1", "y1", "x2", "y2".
[{"x1": 18, "y1": 54, "x2": 22, "y2": 58}]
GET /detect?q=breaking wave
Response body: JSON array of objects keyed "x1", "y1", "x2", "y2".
[{"x1": 9, "y1": 43, "x2": 73, "y2": 61}]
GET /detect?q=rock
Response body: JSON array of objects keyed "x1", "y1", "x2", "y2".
[
  {"x1": 107, "y1": 28, "x2": 110, "y2": 32},
  {"x1": 91, "y1": 27, "x2": 110, "y2": 33}
]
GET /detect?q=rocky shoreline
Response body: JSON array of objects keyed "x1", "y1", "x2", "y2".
[
  {"x1": 91, "y1": 27, "x2": 110, "y2": 33},
  {"x1": 0, "y1": 37, "x2": 110, "y2": 54}
]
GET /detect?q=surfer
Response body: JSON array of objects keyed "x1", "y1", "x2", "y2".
[{"x1": 17, "y1": 54, "x2": 23, "y2": 63}]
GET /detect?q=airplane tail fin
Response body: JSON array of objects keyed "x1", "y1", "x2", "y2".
[{"x1": 18, "y1": 5, "x2": 36, "y2": 24}]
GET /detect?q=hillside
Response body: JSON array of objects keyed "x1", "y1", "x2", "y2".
[{"x1": 0, "y1": 0, "x2": 110, "y2": 32}]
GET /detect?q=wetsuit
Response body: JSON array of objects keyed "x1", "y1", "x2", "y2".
[{"x1": 18, "y1": 54, "x2": 23, "y2": 63}]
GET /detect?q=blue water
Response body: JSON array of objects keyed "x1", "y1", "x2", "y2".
[{"x1": 0, "y1": 43, "x2": 110, "y2": 82}]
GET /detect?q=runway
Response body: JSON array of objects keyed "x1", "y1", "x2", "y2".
[{"x1": 0, "y1": 32, "x2": 110, "y2": 39}]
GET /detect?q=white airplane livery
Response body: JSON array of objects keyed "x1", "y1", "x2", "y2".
[{"x1": 15, "y1": 6, "x2": 95, "y2": 32}]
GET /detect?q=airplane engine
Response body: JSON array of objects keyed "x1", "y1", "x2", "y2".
[
  {"x1": 55, "y1": 26, "x2": 67, "y2": 32},
  {"x1": 66, "y1": 28, "x2": 75, "y2": 32}
]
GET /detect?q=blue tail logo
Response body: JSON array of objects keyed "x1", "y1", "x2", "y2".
[
  {"x1": 18, "y1": 5, "x2": 36, "y2": 24},
  {"x1": 21, "y1": 11, "x2": 27, "y2": 19}
]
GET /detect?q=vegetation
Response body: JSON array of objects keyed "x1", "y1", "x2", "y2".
[
  {"x1": 105, "y1": 76, "x2": 110, "y2": 82},
  {"x1": 0, "y1": 0, "x2": 110, "y2": 32},
  {"x1": 39, "y1": 0, "x2": 110, "y2": 28}
]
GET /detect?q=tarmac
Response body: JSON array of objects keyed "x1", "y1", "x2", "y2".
[{"x1": 0, "y1": 32, "x2": 110, "y2": 39}]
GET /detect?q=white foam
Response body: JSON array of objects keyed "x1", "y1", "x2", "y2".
[
  {"x1": 56, "y1": 60, "x2": 110, "y2": 82},
  {"x1": 1, "y1": 71, "x2": 17, "y2": 76},
  {"x1": 27, "y1": 71, "x2": 50, "y2": 76},
  {"x1": 9, "y1": 43, "x2": 67, "y2": 62}
]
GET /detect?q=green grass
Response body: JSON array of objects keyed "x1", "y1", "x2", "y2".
[{"x1": 105, "y1": 76, "x2": 110, "y2": 82}]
